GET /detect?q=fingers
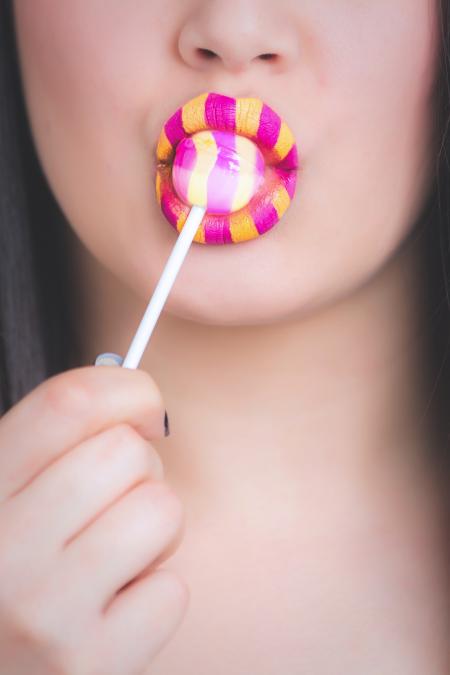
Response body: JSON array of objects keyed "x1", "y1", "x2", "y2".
[
  {"x1": 0, "y1": 366, "x2": 166, "y2": 501},
  {"x1": 1, "y1": 423, "x2": 165, "y2": 555},
  {"x1": 0, "y1": 360, "x2": 189, "y2": 674},
  {"x1": 59, "y1": 480, "x2": 185, "y2": 611},
  {"x1": 98, "y1": 569, "x2": 189, "y2": 675}
]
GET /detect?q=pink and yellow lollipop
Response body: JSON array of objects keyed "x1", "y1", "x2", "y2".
[{"x1": 172, "y1": 130, "x2": 265, "y2": 215}]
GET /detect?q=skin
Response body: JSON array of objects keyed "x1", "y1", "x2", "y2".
[{"x1": 12, "y1": 0, "x2": 448, "y2": 672}]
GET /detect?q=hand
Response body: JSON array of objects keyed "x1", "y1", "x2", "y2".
[{"x1": 0, "y1": 365, "x2": 188, "y2": 675}]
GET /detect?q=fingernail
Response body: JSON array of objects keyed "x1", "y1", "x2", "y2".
[
  {"x1": 164, "y1": 410, "x2": 170, "y2": 437},
  {"x1": 94, "y1": 352, "x2": 124, "y2": 367}
]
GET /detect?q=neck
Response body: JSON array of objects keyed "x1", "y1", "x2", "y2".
[
  {"x1": 72, "y1": 227, "x2": 437, "y2": 494},
  {"x1": 71, "y1": 226, "x2": 448, "y2": 665}
]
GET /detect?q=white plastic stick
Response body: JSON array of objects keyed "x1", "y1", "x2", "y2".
[{"x1": 121, "y1": 205, "x2": 206, "y2": 369}]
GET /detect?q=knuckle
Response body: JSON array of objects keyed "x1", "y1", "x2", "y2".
[
  {"x1": 126, "y1": 481, "x2": 184, "y2": 543},
  {"x1": 41, "y1": 372, "x2": 91, "y2": 420},
  {"x1": 107, "y1": 422, "x2": 146, "y2": 453},
  {"x1": 104, "y1": 423, "x2": 164, "y2": 478},
  {"x1": 139, "y1": 481, "x2": 185, "y2": 534},
  {"x1": 168, "y1": 571, "x2": 190, "y2": 607},
  {"x1": 154, "y1": 569, "x2": 191, "y2": 612}
]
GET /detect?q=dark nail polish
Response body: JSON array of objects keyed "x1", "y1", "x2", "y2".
[{"x1": 164, "y1": 410, "x2": 170, "y2": 437}]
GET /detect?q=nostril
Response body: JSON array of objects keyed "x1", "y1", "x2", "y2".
[
  {"x1": 194, "y1": 49, "x2": 280, "y2": 68},
  {"x1": 197, "y1": 48, "x2": 218, "y2": 60},
  {"x1": 258, "y1": 53, "x2": 278, "y2": 61}
]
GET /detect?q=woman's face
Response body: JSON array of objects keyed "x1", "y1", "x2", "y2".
[{"x1": 13, "y1": 0, "x2": 439, "y2": 325}]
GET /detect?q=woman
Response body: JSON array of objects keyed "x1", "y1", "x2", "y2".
[{"x1": 0, "y1": 1, "x2": 448, "y2": 673}]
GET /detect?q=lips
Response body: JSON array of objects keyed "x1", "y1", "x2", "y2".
[{"x1": 155, "y1": 92, "x2": 299, "y2": 245}]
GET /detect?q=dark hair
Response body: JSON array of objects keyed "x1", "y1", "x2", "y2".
[
  {"x1": 0, "y1": 3, "x2": 449, "y2": 465},
  {"x1": 0, "y1": 0, "x2": 82, "y2": 409}
]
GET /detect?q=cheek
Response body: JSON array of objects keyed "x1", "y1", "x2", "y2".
[
  {"x1": 286, "y1": 1, "x2": 439, "y2": 294},
  {"x1": 13, "y1": 1, "x2": 168, "y2": 267}
]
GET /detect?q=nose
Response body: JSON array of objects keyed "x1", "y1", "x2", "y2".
[{"x1": 177, "y1": 0, "x2": 300, "y2": 75}]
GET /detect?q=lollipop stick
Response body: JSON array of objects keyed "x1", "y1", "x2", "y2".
[{"x1": 120, "y1": 205, "x2": 206, "y2": 370}]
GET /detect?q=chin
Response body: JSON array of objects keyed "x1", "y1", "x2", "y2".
[{"x1": 157, "y1": 274, "x2": 314, "y2": 327}]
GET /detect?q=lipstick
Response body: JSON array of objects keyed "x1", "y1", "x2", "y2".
[{"x1": 156, "y1": 93, "x2": 299, "y2": 245}]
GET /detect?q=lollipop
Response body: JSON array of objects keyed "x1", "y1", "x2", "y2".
[
  {"x1": 171, "y1": 130, "x2": 265, "y2": 214},
  {"x1": 95, "y1": 93, "x2": 298, "y2": 369}
]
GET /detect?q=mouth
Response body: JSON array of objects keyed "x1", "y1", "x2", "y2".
[{"x1": 155, "y1": 93, "x2": 299, "y2": 245}]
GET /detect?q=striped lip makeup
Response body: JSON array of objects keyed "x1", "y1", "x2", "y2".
[{"x1": 155, "y1": 92, "x2": 299, "y2": 245}]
